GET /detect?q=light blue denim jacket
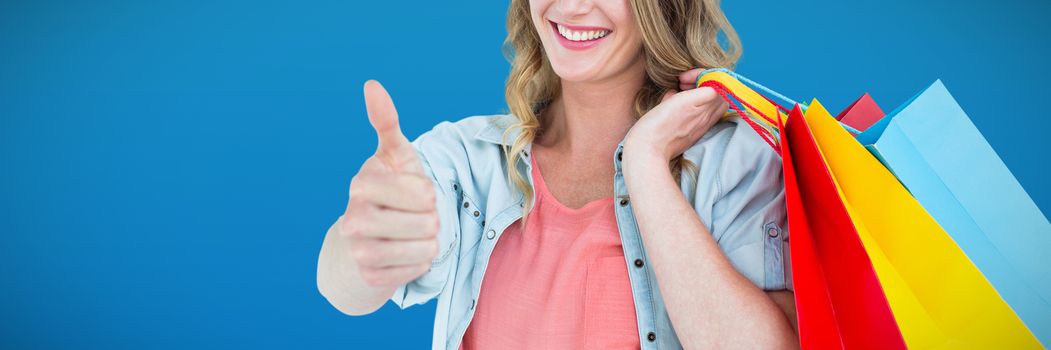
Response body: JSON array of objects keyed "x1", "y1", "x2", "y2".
[{"x1": 390, "y1": 113, "x2": 789, "y2": 350}]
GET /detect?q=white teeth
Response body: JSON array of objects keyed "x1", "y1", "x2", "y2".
[{"x1": 555, "y1": 23, "x2": 609, "y2": 42}]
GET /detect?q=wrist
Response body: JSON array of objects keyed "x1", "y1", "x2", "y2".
[
  {"x1": 622, "y1": 136, "x2": 668, "y2": 165},
  {"x1": 621, "y1": 143, "x2": 669, "y2": 185}
]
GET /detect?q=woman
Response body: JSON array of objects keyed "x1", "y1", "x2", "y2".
[{"x1": 317, "y1": 0, "x2": 798, "y2": 348}]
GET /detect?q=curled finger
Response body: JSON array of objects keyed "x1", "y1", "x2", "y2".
[
  {"x1": 359, "y1": 263, "x2": 431, "y2": 287},
  {"x1": 350, "y1": 236, "x2": 439, "y2": 268},
  {"x1": 349, "y1": 171, "x2": 436, "y2": 212}
]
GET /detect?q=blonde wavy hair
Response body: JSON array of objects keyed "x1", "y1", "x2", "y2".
[{"x1": 501, "y1": 0, "x2": 742, "y2": 220}]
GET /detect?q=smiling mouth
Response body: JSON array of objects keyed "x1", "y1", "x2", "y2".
[{"x1": 549, "y1": 20, "x2": 611, "y2": 42}]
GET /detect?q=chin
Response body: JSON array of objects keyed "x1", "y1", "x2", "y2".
[{"x1": 549, "y1": 60, "x2": 606, "y2": 83}]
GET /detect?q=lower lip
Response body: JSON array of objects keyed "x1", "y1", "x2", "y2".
[{"x1": 550, "y1": 21, "x2": 609, "y2": 51}]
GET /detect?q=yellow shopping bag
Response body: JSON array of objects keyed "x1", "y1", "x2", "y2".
[{"x1": 802, "y1": 101, "x2": 1041, "y2": 349}]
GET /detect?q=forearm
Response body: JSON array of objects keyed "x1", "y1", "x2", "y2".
[
  {"x1": 316, "y1": 217, "x2": 396, "y2": 316},
  {"x1": 623, "y1": 152, "x2": 796, "y2": 349}
]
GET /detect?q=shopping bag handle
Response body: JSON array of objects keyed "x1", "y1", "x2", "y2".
[
  {"x1": 696, "y1": 69, "x2": 788, "y2": 154},
  {"x1": 695, "y1": 68, "x2": 863, "y2": 153},
  {"x1": 697, "y1": 68, "x2": 800, "y2": 117}
]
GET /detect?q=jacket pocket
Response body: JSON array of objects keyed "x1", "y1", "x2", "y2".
[
  {"x1": 584, "y1": 255, "x2": 639, "y2": 349},
  {"x1": 458, "y1": 188, "x2": 485, "y2": 229},
  {"x1": 431, "y1": 168, "x2": 462, "y2": 267}
]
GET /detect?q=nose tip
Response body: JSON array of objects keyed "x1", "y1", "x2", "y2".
[{"x1": 558, "y1": 0, "x2": 594, "y2": 16}]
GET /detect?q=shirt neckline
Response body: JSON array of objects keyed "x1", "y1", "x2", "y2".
[{"x1": 530, "y1": 146, "x2": 616, "y2": 214}]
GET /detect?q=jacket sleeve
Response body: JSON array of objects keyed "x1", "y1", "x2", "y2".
[{"x1": 687, "y1": 119, "x2": 791, "y2": 291}]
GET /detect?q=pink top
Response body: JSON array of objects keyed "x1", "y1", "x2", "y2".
[{"x1": 459, "y1": 151, "x2": 640, "y2": 349}]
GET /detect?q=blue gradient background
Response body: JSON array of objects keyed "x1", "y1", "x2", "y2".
[{"x1": 1, "y1": 0, "x2": 1048, "y2": 348}]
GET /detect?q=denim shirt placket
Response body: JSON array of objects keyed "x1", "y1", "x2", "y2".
[
  {"x1": 447, "y1": 143, "x2": 538, "y2": 350},
  {"x1": 612, "y1": 142, "x2": 664, "y2": 349}
]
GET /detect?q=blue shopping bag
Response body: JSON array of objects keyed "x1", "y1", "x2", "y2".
[{"x1": 857, "y1": 80, "x2": 1051, "y2": 347}]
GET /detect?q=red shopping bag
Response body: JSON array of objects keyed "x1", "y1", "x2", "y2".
[
  {"x1": 834, "y1": 93, "x2": 884, "y2": 132},
  {"x1": 780, "y1": 106, "x2": 906, "y2": 350}
]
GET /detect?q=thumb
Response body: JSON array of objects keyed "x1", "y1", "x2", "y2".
[
  {"x1": 678, "y1": 68, "x2": 707, "y2": 91},
  {"x1": 363, "y1": 80, "x2": 423, "y2": 174}
]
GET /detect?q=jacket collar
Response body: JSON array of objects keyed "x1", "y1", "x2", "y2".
[{"x1": 474, "y1": 114, "x2": 521, "y2": 146}]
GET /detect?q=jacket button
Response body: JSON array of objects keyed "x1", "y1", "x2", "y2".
[
  {"x1": 463, "y1": 202, "x2": 469, "y2": 208},
  {"x1": 619, "y1": 198, "x2": 629, "y2": 207},
  {"x1": 617, "y1": 152, "x2": 623, "y2": 162},
  {"x1": 647, "y1": 332, "x2": 656, "y2": 341},
  {"x1": 486, "y1": 229, "x2": 496, "y2": 240},
  {"x1": 453, "y1": 184, "x2": 458, "y2": 191},
  {"x1": 473, "y1": 210, "x2": 480, "y2": 217},
  {"x1": 634, "y1": 259, "x2": 644, "y2": 268}
]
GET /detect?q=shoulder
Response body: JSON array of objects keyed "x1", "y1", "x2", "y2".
[
  {"x1": 409, "y1": 113, "x2": 517, "y2": 181},
  {"x1": 412, "y1": 113, "x2": 516, "y2": 148},
  {"x1": 680, "y1": 116, "x2": 783, "y2": 199}
]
